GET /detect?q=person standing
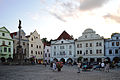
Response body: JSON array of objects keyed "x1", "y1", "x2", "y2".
[
  {"x1": 77, "y1": 62, "x2": 81, "y2": 73},
  {"x1": 105, "y1": 63, "x2": 110, "y2": 72}
]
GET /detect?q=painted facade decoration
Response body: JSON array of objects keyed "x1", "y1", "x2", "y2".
[
  {"x1": 0, "y1": 27, "x2": 13, "y2": 60},
  {"x1": 51, "y1": 31, "x2": 75, "y2": 64},
  {"x1": 26, "y1": 30, "x2": 44, "y2": 63},
  {"x1": 75, "y1": 28, "x2": 104, "y2": 63},
  {"x1": 105, "y1": 33, "x2": 120, "y2": 63},
  {"x1": 10, "y1": 30, "x2": 29, "y2": 60}
]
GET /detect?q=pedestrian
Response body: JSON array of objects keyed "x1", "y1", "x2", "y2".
[
  {"x1": 77, "y1": 61, "x2": 81, "y2": 73},
  {"x1": 105, "y1": 63, "x2": 110, "y2": 72},
  {"x1": 52, "y1": 62, "x2": 56, "y2": 71},
  {"x1": 101, "y1": 62, "x2": 105, "y2": 71}
]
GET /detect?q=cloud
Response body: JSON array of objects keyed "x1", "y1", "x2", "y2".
[
  {"x1": 31, "y1": 13, "x2": 40, "y2": 21},
  {"x1": 103, "y1": 14, "x2": 120, "y2": 23},
  {"x1": 79, "y1": 0, "x2": 109, "y2": 11}
]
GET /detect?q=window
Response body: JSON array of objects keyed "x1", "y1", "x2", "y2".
[
  {"x1": 31, "y1": 44, "x2": 33, "y2": 47},
  {"x1": 86, "y1": 43, "x2": 88, "y2": 47},
  {"x1": 9, "y1": 42, "x2": 11, "y2": 45},
  {"x1": 61, "y1": 41, "x2": 63, "y2": 44},
  {"x1": 31, "y1": 38, "x2": 33, "y2": 41},
  {"x1": 99, "y1": 42, "x2": 102, "y2": 46},
  {"x1": 24, "y1": 49, "x2": 26, "y2": 54},
  {"x1": 80, "y1": 50, "x2": 82, "y2": 54},
  {"x1": 36, "y1": 45, "x2": 38, "y2": 48},
  {"x1": 115, "y1": 49, "x2": 118, "y2": 54},
  {"x1": 80, "y1": 44, "x2": 82, "y2": 48},
  {"x1": 69, "y1": 51, "x2": 72, "y2": 55},
  {"x1": 49, "y1": 54, "x2": 50, "y2": 57},
  {"x1": 90, "y1": 43, "x2": 92, "y2": 47},
  {"x1": 77, "y1": 51, "x2": 79, "y2": 54},
  {"x1": 96, "y1": 42, "x2": 99, "y2": 46},
  {"x1": 90, "y1": 50, "x2": 92, "y2": 54},
  {"x1": 77, "y1": 44, "x2": 79, "y2": 48},
  {"x1": 116, "y1": 37, "x2": 119, "y2": 39},
  {"x1": 8, "y1": 48, "x2": 11, "y2": 52},
  {"x1": 60, "y1": 46, "x2": 64, "y2": 49},
  {"x1": 31, "y1": 50, "x2": 33, "y2": 54},
  {"x1": 96, "y1": 50, "x2": 98, "y2": 54},
  {"x1": 54, "y1": 52, "x2": 56, "y2": 56},
  {"x1": 4, "y1": 47, "x2": 7, "y2": 52},
  {"x1": 86, "y1": 50, "x2": 88, "y2": 54},
  {"x1": 116, "y1": 42, "x2": 119, "y2": 46},
  {"x1": 2, "y1": 41, "x2": 5, "y2": 45},
  {"x1": 112, "y1": 42, "x2": 114, "y2": 46},
  {"x1": 100, "y1": 50, "x2": 102, "y2": 53},
  {"x1": 85, "y1": 35, "x2": 87, "y2": 38},
  {"x1": 109, "y1": 50, "x2": 112, "y2": 54},
  {"x1": 54, "y1": 46, "x2": 56, "y2": 49},
  {"x1": 36, "y1": 51, "x2": 38, "y2": 55},
  {"x1": 47, "y1": 49, "x2": 49, "y2": 52},
  {"x1": 45, "y1": 54, "x2": 47, "y2": 57},
  {"x1": 23, "y1": 42, "x2": 25, "y2": 45},
  {"x1": 41, "y1": 52, "x2": 42, "y2": 55},
  {"x1": 2, "y1": 33, "x2": 5, "y2": 36},
  {"x1": 69, "y1": 45, "x2": 72, "y2": 49},
  {"x1": 39, "y1": 46, "x2": 41, "y2": 48}
]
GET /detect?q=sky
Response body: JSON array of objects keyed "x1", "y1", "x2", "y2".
[{"x1": 0, "y1": 0, "x2": 120, "y2": 40}]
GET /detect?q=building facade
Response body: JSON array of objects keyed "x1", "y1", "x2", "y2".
[
  {"x1": 0, "y1": 27, "x2": 13, "y2": 60},
  {"x1": 26, "y1": 30, "x2": 44, "y2": 63},
  {"x1": 51, "y1": 31, "x2": 75, "y2": 63},
  {"x1": 44, "y1": 45, "x2": 51, "y2": 63},
  {"x1": 75, "y1": 28, "x2": 104, "y2": 63},
  {"x1": 105, "y1": 33, "x2": 120, "y2": 63},
  {"x1": 10, "y1": 30, "x2": 29, "y2": 60}
]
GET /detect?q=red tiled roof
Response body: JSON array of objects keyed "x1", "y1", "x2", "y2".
[
  {"x1": 10, "y1": 32, "x2": 17, "y2": 38},
  {"x1": 57, "y1": 31, "x2": 73, "y2": 40}
]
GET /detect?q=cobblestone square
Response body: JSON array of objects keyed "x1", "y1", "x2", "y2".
[{"x1": 0, "y1": 65, "x2": 120, "y2": 80}]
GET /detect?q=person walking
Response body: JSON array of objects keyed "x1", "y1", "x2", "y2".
[
  {"x1": 52, "y1": 62, "x2": 56, "y2": 71},
  {"x1": 105, "y1": 63, "x2": 110, "y2": 72},
  {"x1": 101, "y1": 62, "x2": 105, "y2": 71},
  {"x1": 77, "y1": 61, "x2": 82, "y2": 73}
]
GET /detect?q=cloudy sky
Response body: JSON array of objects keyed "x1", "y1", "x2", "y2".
[{"x1": 0, "y1": 0, "x2": 120, "y2": 40}]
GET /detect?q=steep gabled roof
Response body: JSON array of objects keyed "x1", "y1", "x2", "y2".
[{"x1": 57, "y1": 30, "x2": 73, "y2": 40}]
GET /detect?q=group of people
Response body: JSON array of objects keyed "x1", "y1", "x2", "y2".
[{"x1": 77, "y1": 61, "x2": 110, "y2": 73}]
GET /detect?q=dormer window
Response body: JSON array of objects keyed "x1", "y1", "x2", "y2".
[
  {"x1": 31, "y1": 38, "x2": 33, "y2": 41},
  {"x1": 116, "y1": 37, "x2": 119, "y2": 39},
  {"x1": 61, "y1": 41, "x2": 63, "y2": 44}
]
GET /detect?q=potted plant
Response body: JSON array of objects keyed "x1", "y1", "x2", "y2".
[{"x1": 56, "y1": 62, "x2": 63, "y2": 71}]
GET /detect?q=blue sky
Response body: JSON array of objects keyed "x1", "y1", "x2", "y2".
[{"x1": 0, "y1": 0, "x2": 120, "y2": 40}]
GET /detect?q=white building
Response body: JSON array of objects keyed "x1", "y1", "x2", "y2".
[
  {"x1": 75, "y1": 28, "x2": 105, "y2": 63},
  {"x1": 51, "y1": 31, "x2": 75, "y2": 64},
  {"x1": 44, "y1": 44, "x2": 51, "y2": 63},
  {"x1": 26, "y1": 30, "x2": 44, "y2": 63},
  {"x1": 11, "y1": 30, "x2": 29, "y2": 59}
]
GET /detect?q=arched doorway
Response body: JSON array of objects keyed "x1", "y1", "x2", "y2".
[
  {"x1": 113, "y1": 57, "x2": 119, "y2": 63},
  {"x1": 60, "y1": 58, "x2": 65, "y2": 64},
  {"x1": 1, "y1": 57, "x2": 5, "y2": 63},
  {"x1": 83, "y1": 58, "x2": 88, "y2": 62},
  {"x1": 67, "y1": 58, "x2": 73, "y2": 64},
  {"x1": 90, "y1": 58, "x2": 95, "y2": 63},
  {"x1": 97, "y1": 58, "x2": 102, "y2": 62},
  {"x1": 105, "y1": 57, "x2": 111, "y2": 63},
  {"x1": 53, "y1": 58, "x2": 58, "y2": 62}
]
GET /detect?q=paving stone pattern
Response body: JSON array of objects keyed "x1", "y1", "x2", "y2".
[{"x1": 0, "y1": 65, "x2": 120, "y2": 80}]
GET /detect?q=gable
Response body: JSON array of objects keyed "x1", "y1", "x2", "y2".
[
  {"x1": 52, "y1": 39, "x2": 74, "y2": 45},
  {"x1": 0, "y1": 27, "x2": 10, "y2": 33}
]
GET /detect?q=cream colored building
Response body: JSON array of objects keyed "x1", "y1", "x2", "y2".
[
  {"x1": 26, "y1": 30, "x2": 44, "y2": 63},
  {"x1": 75, "y1": 28, "x2": 105, "y2": 63},
  {"x1": 11, "y1": 30, "x2": 29, "y2": 59}
]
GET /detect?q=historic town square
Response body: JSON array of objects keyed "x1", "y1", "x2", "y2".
[{"x1": 0, "y1": 0, "x2": 120, "y2": 80}]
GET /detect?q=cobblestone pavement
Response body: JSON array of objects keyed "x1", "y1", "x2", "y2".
[{"x1": 0, "y1": 65, "x2": 120, "y2": 80}]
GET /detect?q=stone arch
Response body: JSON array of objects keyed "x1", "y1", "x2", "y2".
[
  {"x1": 1, "y1": 57, "x2": 5, "y2": 63},
  {"x1": 60, "y1": 58, "x2": 65, "y2": 64},
  {"x1": 67, "y1": 58, "x2": 73, "y2": 64},
  {"x1": 53, "y1": 58, "x2": 58, "y2": 62},
  {"x1": 113, "y1": 57, "x2": 120, "y2": 63}
]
